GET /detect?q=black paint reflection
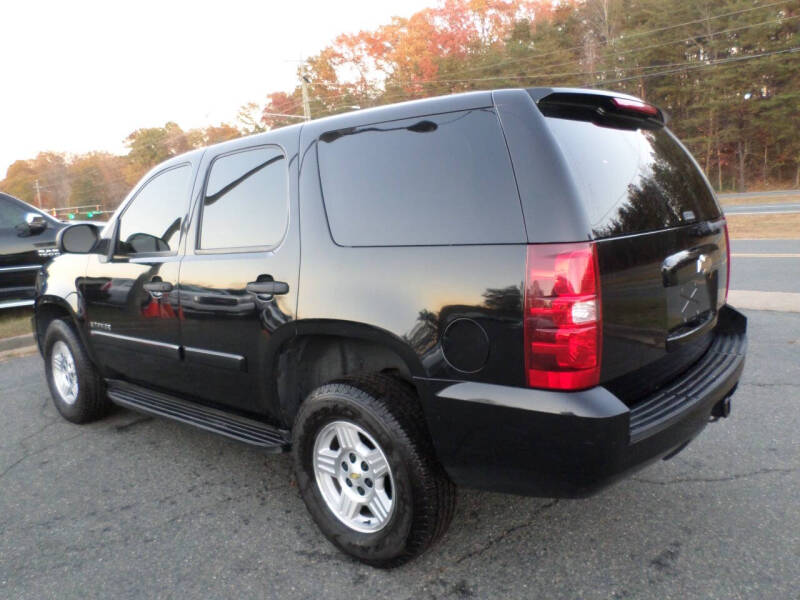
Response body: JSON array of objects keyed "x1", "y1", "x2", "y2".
[
  {"x1": 543, "y1": 118, "x2": 719, "y2": 240},
  {"x1": 404, "y1": 284, "x2": 524, "y2": 383}
]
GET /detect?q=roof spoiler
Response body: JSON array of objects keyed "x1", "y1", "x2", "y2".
[{"x1": 534, "y1": 91, "x2": 667, "y2": 130}]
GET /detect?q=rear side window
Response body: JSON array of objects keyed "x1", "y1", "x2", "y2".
[
  {"x1": 200, "y1": 147, "x2": 288, "y2": 250},
  {"x1": 316, "y1": 108, "x2": 525, "y2": 246},
  {"x1": 542, "y1": 117, "x2": 720, "y2": 239},
  {"x1": 117, "y1": 165, "x2": 192, "y2": 254}
]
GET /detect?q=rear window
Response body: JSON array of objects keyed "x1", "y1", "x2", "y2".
[
  {"x1": 542, "y1": 116, "x2": 720, "y2": 239},
  {"x1": 316, "y1": 108, "x2": 526, "y2": 246}
]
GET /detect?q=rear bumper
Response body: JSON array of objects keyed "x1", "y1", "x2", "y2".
[{"x1": 417, "y1": 305, "x2": 747, "y2": 498}]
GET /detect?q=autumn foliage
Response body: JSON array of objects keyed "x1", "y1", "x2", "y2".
[{"x1": 3, "y1": 0, "x2": 800, "y2": 214}]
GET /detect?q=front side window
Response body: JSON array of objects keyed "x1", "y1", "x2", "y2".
[
  {"x1": 116, "y1": 165, "x2": 192, "y2": 254},
  {"x1": 199, "y1": 147, "x2": 288, "y2": 250},
  {"x1": 0, "y1": 198, "x2": 28, "y2": 228}
]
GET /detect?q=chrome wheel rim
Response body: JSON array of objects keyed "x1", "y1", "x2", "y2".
[
  {"x1": 312, "y1": 420, "x2": 395, "y2": 533},
  {"x1": 51, "y1": 340, "x2": 78, "y2": 405}
]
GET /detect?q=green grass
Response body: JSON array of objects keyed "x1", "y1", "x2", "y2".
[{"x1": 0, "y1": 307, "x2": 33, "y2": 339}]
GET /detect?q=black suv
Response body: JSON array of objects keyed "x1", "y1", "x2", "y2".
[
  {"x1": 34, "y1": 88, "x2": 746, "y2": 567},
  {"x1": 0, "y1": 192, "x2": 65, "y2": 309}
]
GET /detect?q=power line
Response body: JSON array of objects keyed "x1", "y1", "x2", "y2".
[
  {"x1": 453, "y1": 0, "x2": 794, "y2": 76},
  {"x1": 306, "y1": 0, "x2": 793, "y2": 87},
  {"x1": 455, "y1": 14, "x2": 799, "y2": 84},
  {"x1": 588, "y1": 45, "x2": 800, "y2": 86},
  {"x1": 286, "y1": 38, "x2": 798, "y2": 111},
  {"x1": 294, "y1": 45, "x2": 800, "y2": 122},
  {"x1": 281, "y1": 15, "x2": 796, "y2": 108}
]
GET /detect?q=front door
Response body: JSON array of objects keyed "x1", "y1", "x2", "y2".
[
  {"x1": 176, "y1": 144, "x2": 299, "y2": 413},
  {"x1": 81, "y1": 162, "x2": 197, "y2": 390}
]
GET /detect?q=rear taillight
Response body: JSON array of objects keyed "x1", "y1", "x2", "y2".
[
  {"x1": 723, "y1": 220, "x2": 731, "y2": 303},
  {"x1": 611, "y1": 97, "x2": 659, "y2": 117},
  {"x1": 524, "y1": 243, "x2": 602, "y2": 391}
]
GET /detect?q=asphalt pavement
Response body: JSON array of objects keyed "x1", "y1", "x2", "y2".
[
  {"x1": 730, "y1": 240, "x2": 800, "y2": 294},
  {"x1": 723, "y1": 203, "x2": 800, "y2": 215},
  {"x1": 719, "y1": 189, "x2": 800, "y2": 200},
  {"x1": 1, "y1": 242, "x2": 798, "y2": 599}
]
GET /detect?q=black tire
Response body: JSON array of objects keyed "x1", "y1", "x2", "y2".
[
  {"x1": 292, "y1": 374, "x2": 456, "y2": 568},
  {"x1": 43, "y1": 319, "x2": 110, "y2": 424}
]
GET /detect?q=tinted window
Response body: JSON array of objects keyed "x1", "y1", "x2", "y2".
[
  {"x1": 543, "y1": 117, "x2": 720, "y2": 239},
  {"x1": 0, "y1": 198, "x2": 28, "y2": 228},
  {"x1": 317, "y1": 109, "x2": 525, "y2": 246},
  {"x1": 117, "y1": 165, "x2": 192, "y2": 254},
  {"x1": 200, "y1": 147, "x2": 288, "y2": 250}
]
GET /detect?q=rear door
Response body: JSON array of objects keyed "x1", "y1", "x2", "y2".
[
  {"x1": 175, "y1": 138, "x2": 300, "y2": 414},
  {"x1": 534, "y1": 92, "x2": 727, "y2": 404}
]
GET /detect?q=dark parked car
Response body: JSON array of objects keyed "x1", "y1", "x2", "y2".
[
  {"x1": 0, "y1": 192, "x2": 66, "y2": 309},
  {"x1": 33, "y1": 88, "x2": 746, "y2": 567}
]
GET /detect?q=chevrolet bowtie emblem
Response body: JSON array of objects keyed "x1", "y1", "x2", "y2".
[{"x1": 349, "y1": 472, "x2": 360, "y2": 479}]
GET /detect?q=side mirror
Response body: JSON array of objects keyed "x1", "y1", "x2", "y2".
[
  {"x1": 58, "y1": 223, "x2": 100, "y2": 254},
  {"x1": 26, "y1": 213, "x2": 48, "y2": 233},
  {"x1": 15, "y1": 212, "x2": 48, "y2": 236}
]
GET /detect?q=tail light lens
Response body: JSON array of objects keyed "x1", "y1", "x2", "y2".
[
  {"x1": 722, "y1": 220, "x2": 731, "y2": 303},
  {"x1": 524, "y1": 243, "x2": 601, "y2": 391},
  {"x1": 611, "y1": 96, "x2": 660, "y2": 117}
]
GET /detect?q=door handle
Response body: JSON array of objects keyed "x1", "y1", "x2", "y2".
[
  {"x1": 246, "y1": 280, "x2": 289, "y2": 295},
  {"x1": 143, "y1": 280, "x2": 173, "y2": 293}
]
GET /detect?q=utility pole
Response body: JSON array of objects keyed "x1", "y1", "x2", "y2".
[
  {"x1": 300, "y1": 69, "x2": 311, "y2": 122},
  {"x1": 34, "y1": 179, "x2": 42, "y2": 208}
]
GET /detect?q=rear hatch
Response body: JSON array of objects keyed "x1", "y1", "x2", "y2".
[{"x1": 535, "y1": 91, "x2": 728, "y2": 405}]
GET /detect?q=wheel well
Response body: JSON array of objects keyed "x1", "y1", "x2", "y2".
[
  {"x1": 35, "y1": 302, "x2": 72, "y2": 344},
  {"x1": 276, "y1": 335, "x2": 416, "y2": 426}
]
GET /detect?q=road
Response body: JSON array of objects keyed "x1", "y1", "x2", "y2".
[
  {"x1": 718, "y1": 189, "x2": 800, "y2": 200},
  {"x1": 718, "y1": 188, "x2": 800, "y2": 214},
  {"x1": 730, "y1": 239, "x2": 800, "y2": 294},
  {"x1": 1, "y1": 242, "x2": 798, "y2": 599},
  {"x1": 723, "y1": 203, "x2": 800, "y2": 215}
]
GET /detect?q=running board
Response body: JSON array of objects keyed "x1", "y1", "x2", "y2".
[{"x1": 106, "y1": 380, "x2": 290, "y2": 452}]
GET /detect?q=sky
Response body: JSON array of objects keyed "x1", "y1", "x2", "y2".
[{"x1": 0, "y1": 0, "x2": 434, "y2": 179}]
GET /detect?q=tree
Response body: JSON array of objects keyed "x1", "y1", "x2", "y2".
[
  {"x1": 5, "y1": 0, "x2": 800, "y2": 198},
  {"x1": 0, "y1": 152, "x2": 69, "y2": 209},
  {"x1": 68, "y1": 152, "x2": 128, "y2": 210},
  {"x1": 237, "y1": 102, "x2": 267, "y2": 134},
  {"x1": 260, "y1": 91, "x2": 305, "y2": 129},
  {"x1": 123, "y1": 122, "x2": 193, "y2": 185}
]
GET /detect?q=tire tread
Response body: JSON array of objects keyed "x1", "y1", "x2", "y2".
[{"x1": 293, "y1": 373, "x2": 456, "y2": 567}]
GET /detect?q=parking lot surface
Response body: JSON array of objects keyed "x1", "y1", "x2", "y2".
[{"x1": 1, "y1": 308, "x2": 798, "y2": 599}]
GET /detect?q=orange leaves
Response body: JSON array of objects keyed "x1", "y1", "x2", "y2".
[
  {"x1": 261, "y1": 1, "x2": 562, "y2": 118},
  {"x1": 260, "y1": 91, "x2": 304, "y2": 129},
  {"x1": 310, "y1": 1, "x2": 544, "y2": 94}
]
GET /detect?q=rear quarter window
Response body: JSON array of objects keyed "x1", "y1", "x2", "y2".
[{"x1": 316, "y1": 108, "x2": 526, "y2": 246}]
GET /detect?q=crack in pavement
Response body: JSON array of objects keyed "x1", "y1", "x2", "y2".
[
  {"x1": 632, "y1": 467, "x2": 797, "y2": 486},
  {"x1": 400, "y1": 499, "x2": 561, "y2": 600},
  {"x1": 0, "y1": 430, "x2": 86, "y2": 482},
  {"x1": 2, "y1": 483, "x2": 294, "y2": 573},
  {"x1": 0, "y1": 418, "x2": 58, "y2": 451},
  {"x1": 114, "y1": 416, "x2": 154, "y2": 432},
  {"x1": 456, "y1": 499, "x2": 560, "y2": 564}
]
